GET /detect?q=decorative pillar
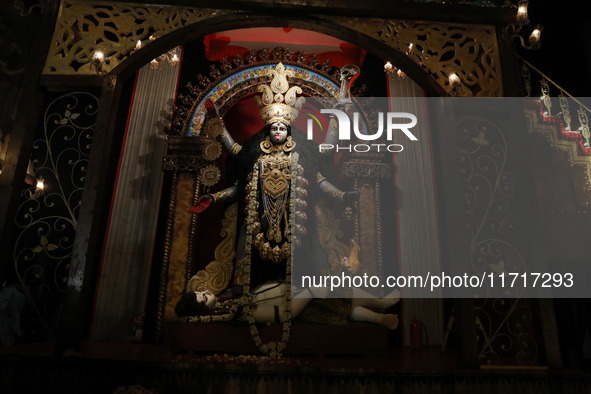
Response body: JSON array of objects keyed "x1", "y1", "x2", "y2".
[
  {"x1": 91, "y1": 61, "x2": 180, "y2": 340},
  {"x1": 388, "y1": 72, "x2": 444, "y2": 346}
]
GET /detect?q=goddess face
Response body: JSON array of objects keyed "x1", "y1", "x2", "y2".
[
  {"x1": 270, "y1": 122, "x2": 288, "y2": 144},
  {"x1": 194, "y1": 290, "x2": 216, "y2": 309}
]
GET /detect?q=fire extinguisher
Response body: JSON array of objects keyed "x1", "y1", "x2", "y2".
[{"x1": 410, "y1": 317, "x2": 426, "y2": 349}]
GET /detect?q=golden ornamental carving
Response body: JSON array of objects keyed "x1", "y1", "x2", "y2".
[
  {"x1": 215, "y1": 202, "x2": 238, "y2": 262},
  {"x1": 260, "y1": 153, "x2": 292, "y2": 198},
  {"x1": 330, "y1": 16, "x2": 502, "y2": 97},
  {"x1": 203, "y1": 141, "x2": 222, "y2": 161},
  {"x1": 187, "y1": 261, "x2": 232, "y2": 295},
  {"x1": 203, "y1": 117, "x2": 225, "y2": 139},
  {"x1": 168, "y1": 47, "x2": 342, "y2": 136},
  {"x1": 44, "y1": 2, "x2": 503, "y2": 98},
  {"x1": 255, "y1": 62, "x2": 305, "y2": 126},
  {"x1": 314, "y1": 201, "x2": 356, "y2": 275},
  {"x1": 187, "y1": 203, "x2": 237, "y2": 294},
  {"x1": 44, "y1": 1, "x2": 225, "y2": 74},
  {"x1": 200, "y1": 165, "x2": 220, "y2": 187}
]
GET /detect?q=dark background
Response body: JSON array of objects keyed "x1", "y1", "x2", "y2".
[{"x1": 518, "y1": 1, "x2": 591, "y2": 97}]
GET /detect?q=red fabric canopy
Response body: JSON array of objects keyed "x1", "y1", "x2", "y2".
[{"x1": 204, "y1": 27, "x2": 366, "y2": 68}]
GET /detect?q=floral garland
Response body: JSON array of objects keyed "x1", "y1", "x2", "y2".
[
  {"x1": 180, "y1": 287, "x2": 241, "y2": 323},
  {"x1": 173, "y1": 353, "x2": 309, "y2": 366},
  {"x1": 238, "y1": 153, "x2": 301, "y2": 358}
]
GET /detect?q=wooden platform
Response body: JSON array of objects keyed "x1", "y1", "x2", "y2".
[
  {"x1": 173, "y1": 321, "x2": 390, "y2": 355},
  {"x1": 3, "y1": 342, "x2": 591, "y2": 394},
  {"x1": 4, "y1": 338, "x2": 591, "y2": 394}
]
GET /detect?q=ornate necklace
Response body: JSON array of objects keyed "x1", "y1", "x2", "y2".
[
  {"x1": 260, "y1": 135, "x2": 295, "y2": 154},
  {"x1": 254, "y1": 136, "x2": 296, "y2": 260}
]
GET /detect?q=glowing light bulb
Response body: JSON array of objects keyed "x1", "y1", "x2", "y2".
[
  {"x1": 92, "y1": 50, "x2": 104, "y2": 62},
  {"x1": 529, "y1": 25, "x2": 543, "y2": 49},
  {"x1": 448, "y1": 72, "x2": 461, "y2": 88},
  {"x1": 517, "y1": 0, "x2": 529, "y2": 25}
]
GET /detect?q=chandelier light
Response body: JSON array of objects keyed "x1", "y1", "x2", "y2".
[{"x1": 502, "y1": 0, "x2": 543, "y2": 50}]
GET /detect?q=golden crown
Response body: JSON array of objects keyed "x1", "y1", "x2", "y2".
[{"x1": 255, "y1": 63, "x2": 305, "y2": 126}]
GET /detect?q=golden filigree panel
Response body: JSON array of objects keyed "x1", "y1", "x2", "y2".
[
  {"x1": 331, "y1": 17, "x2": 502, "y2": 97},
  {"x1": 165, "y1": 172, "x2": 194, "y2": 324},
  {"x1": 358, "y1": 183, "x2": 378, "y2": 277},
  {"x1": 187, "y1": 203, "x2": 237, "y2": 295},
  {"x1": 44, "y1": 1, "x2": 225, "y2": 74},
  {"x1": 45, "y1": 1, "x2": 503, "y2": 96}
]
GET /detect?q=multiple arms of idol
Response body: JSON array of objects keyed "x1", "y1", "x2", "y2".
[{"x1": 190, "y1": 99, "x2": 358, "y2": 213}]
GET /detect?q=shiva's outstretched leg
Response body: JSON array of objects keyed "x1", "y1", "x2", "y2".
[
  {"x1": 350, "y1": 305, "x2": 399, "y2": 330},
  {"x1": 350, "y1": 288, "x2": 401, "y2": 329}
]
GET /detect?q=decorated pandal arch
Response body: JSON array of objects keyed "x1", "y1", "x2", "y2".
[
  {"x1": 42, "y1": 0, "x2": 522, "y2": 359},
  {"x1": 43, "y1": 1, "x2": 503, "y2": 97}
]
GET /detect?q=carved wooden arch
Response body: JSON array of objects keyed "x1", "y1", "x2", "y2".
[
  {"x1": 168, "y1": 47, "x2": 342, "y2": 137},
  {"x1": 44, "y1": 3, "x2": 448, "y2": 96}
]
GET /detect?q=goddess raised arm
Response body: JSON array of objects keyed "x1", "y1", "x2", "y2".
[{"x1": 202, "y1": 98, "x2": 243, "y2": 157}]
